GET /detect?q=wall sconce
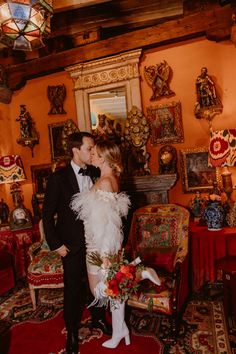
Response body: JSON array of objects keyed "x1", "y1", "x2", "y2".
[
  {"x1": 16, "y1": 104, "x2": 39, "y2": 157},
  {"x1": 0, "y1": 0, "x2": 53, "y2": 51}
]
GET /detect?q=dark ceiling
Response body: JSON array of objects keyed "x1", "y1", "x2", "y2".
[{"x1": 0, "y1": 0, "x2": 235, "y2": 91}]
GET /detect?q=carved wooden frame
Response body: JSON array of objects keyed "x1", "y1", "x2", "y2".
[
  {"x1": 180, "y1": 147, "x2": 219, "y2": 193},
  {"x1": 147, "y1": 101, "x2": 184, "y2": 145}
]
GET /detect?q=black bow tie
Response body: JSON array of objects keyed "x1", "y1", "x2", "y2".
[{"x1": 78, "y1": 167, "x2": 87, "y2": 175}]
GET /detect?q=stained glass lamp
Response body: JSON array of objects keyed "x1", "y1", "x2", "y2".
[{"x1": 0, "y1": 0, "x2": 53, "y2": 51}]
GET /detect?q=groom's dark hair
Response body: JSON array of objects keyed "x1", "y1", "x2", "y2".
[{"x1": 67, "y1": 131, "x2": 94, "y2": 155}]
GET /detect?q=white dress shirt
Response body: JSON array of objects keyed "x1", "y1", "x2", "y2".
[{"x1": 71, "y1": 160, "x2": 93, "y2": 192}]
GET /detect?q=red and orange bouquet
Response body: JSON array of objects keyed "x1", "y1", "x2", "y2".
[{"x1": 87, "y1": 249, "x2": 143, "y2": 303}]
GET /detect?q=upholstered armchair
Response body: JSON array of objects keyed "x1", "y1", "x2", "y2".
[
  {"x1": 126, "y1": 204, "x2": 190, "y2": 333},
  {"x1": 27, "y1": 220, "x2": 64, "y2": 309}
]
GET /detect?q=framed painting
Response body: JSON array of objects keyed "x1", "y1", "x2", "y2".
[
  {"x1": 180, "y1": 147, "x2": 219, "y2": 193},
  {"x1": 48, "y1": 121, "x2": 67, "y2": 161},
  {"x1": 31, "y1": 164, "x2": 53, "y2": 200},
  {"x1": 147, "y1": 101, "x2": 184, "y2": 145}
]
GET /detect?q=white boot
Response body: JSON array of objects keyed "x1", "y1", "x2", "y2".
[
  {"x1": 102, "y1": 301, "x2": 130, "y2": 348},
  {"x1": 141, "y1": 267, "x2": 161, "y2": 286}
]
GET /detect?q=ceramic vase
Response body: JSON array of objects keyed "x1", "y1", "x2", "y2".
[{"x1": 204, "y1": 202, "x2": 224, "y2": 231}]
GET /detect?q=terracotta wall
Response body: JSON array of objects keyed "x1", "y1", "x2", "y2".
[
  {"x1": 0, "y1": 71, "x2": 78, "y2": 209},
  {"x1": 0, "y1": 37, "x2": 236, "y2": 211},
  {"x1": 140, "y1": 37, "x2": 236, "y2": 205}
]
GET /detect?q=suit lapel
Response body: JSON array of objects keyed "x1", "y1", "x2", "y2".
[{"x1": 66, "y1": 164, "x2": 80, "y2": 193}]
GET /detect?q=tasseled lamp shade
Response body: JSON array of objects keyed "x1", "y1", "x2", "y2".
[
  {"x1": 0, "y1": 155, "x2": 26, "y2": 184},
  {"x1": 0, "y1": 0, "x2": 53, "y2": 51}
]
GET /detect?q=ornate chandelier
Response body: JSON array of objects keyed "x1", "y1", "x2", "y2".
[{"x1": 0, "y1": 0, "x2": 53, "y2": 51}]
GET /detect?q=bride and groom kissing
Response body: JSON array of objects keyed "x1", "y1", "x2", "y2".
[{"x1": 42, "y1": 132, "x2": 160, "y2": 354}]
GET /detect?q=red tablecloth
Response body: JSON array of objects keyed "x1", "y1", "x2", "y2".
[
  {"x1": 190, "y1": 221, "x2": 236, "y2": 291},
  {"x1": 0, "y1": 224, "x2": 40, "y2": 279}
]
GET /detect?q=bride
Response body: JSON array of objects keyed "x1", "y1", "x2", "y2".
[{"x1": 71, "y1": 140, "x2": 160, "y2": 348}]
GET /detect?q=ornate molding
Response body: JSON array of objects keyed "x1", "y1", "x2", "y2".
[{"x1": 66, "y1": 49, "x2": 142, "y2": 90}]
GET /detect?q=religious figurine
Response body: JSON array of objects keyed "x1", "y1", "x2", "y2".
[
  {"x1": 144, "y1": 60, "x2": 175, "y2": 101},
  {"x1": 47, "y1": 84, "x2": 66, "y2": 115},
  {"x1": 194, "y1": 67, "x2": 223, "y2": 120},
  {"x1": 189, "y1": 191, "x2": 207, "y2": 220},
  {"x1": 158, "y1": 144, "x2": 177, "y2": 175},
  {"x1": 16, "y1": 104, "x2": 34, "y2": 139},
  {"x1": 16, "y1": 105, "x2": 39, "y2": 156}
]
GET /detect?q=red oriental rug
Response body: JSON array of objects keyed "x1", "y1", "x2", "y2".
[
  {"x1": 3, "y1": 310, "x2": 161, "y2": 354},
  {"x1": 0, "y1": 284, "x2": 234, "y2": 354}
]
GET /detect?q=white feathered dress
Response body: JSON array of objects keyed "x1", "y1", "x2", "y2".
[{"x1": 71, "y1": 189, "x2": 131, "y2": 275}]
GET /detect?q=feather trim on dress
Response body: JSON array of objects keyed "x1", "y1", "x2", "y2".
[{"x1": 70, "y1": 190, "x2": 131, "y2": 256}]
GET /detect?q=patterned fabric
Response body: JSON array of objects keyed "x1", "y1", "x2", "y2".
[
  {"x1": 129, "y1": 204, "x2": 189, "y2": 265},
  {"x1": 127, "y1": 204, "x2": 189, "y2": 314},
  {"x1": 128, "y1": 275, "x2": 174, "y2": 315},
  {"x1": 209, "y1": 128, "x2": 236, "y2": 167},
  {"x1": 27, "y1": 221, "x2": 63, "y2": 288},
  {"x1": 28, "y1": 250, "x2": 63, "y2": 275}
]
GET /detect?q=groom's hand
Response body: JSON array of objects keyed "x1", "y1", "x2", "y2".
[{"x1": 56, "y1": 244, "x2": 69, "y2": 257}]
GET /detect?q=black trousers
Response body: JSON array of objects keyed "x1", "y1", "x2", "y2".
[{"x1": 62, "y1": 248, "x2": 87, "y2": 332}]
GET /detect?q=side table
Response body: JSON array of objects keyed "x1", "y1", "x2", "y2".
[
  {"x1": 0, "y1": 224, "x2": 40, "y2": 279},
  {"x1": 190, "y1": 221, "x2": 236, "y2": 291}
]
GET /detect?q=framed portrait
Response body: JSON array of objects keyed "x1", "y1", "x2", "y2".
[
  {"x1": 147, "y1": 101, "x2": 184, "y2": 145},
  {"x1": 31, "y1": 164, "x2": 53, "y2": 200},
  {"x1": 48, "y1": 121, "x2": 67, "y2": 161},
  {"x1": 180, "y1": 147, "x2": 219, "y2": 193}
]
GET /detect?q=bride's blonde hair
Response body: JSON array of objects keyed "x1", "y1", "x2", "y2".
[{"x1": 96, "y1": 140, "x2": 123, "y2": 176}]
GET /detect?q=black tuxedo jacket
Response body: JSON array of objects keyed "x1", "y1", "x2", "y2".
[{"x1": 42, "y1": 163, "x2": 100, "y2": 254}]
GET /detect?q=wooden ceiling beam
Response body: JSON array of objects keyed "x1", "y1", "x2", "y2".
[{"x1": 6, "y1": 4, "x2": 232, "y2": 90}]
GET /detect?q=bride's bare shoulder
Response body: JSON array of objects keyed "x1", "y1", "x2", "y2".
[{"x1": 94, "y1": 176, "x2": 118, "y2": 193}]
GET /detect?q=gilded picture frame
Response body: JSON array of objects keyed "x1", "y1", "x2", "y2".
[
  {"x1": 31, "y1": 163, "x2": 53, "y2": 200},
  {"x1": 147, "y1": 101, "x2": 184, "y2": 145},
  {"x1": 48, "y1": 121, "x2": 67, "y2": 161},
  {"x1": 180, "y1": 147, "x2": 219, "y2": 193}
]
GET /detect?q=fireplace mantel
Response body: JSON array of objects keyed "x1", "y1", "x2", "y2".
[{"x1": 121, "y1": 174, "x2": 177, "y2": 209}]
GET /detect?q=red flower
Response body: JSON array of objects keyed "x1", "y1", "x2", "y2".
[
  {"x1": 209, "y1": 137, "x2": 229, "y2": 157},
  {"x1": 116, "y1": 271, "x2": 125, "y2": 281}
]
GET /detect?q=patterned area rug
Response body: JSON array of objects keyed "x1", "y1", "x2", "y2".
[
  {"x1": 0, "y1": 283, "x2": 233, "y2": 353},
  {"x1": 131, "y1": 300, "x2": 231, "y2": 353}
]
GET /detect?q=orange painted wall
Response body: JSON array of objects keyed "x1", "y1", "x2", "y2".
[
  {"x1": 0, "y1": 71, "x2": 78, "y2": 210},
  {"x1": 140, "y1": 37, "x2": 236, "y2": 205},
  {"x1": 1, "y1": 37, "x2": 236, "y2": 212}
]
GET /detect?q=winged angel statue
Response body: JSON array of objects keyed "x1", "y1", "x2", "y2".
[
  {"x1": 144, "y1": 60, "x2": 174, "y2": 101},
  {"x1": 47, "y1": 84, "x2": 66, "y2": 114}
]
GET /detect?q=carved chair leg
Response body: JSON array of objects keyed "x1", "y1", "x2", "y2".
[{"x1": 29, "y1": 285, "x2": 37, "y2": 310}]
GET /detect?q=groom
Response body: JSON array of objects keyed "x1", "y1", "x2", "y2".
[{"x1": 42, "y1": 132, "x2": 111, "y2": 354}]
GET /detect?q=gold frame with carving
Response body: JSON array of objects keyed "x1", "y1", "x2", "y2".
[{"x1": 180, "y1": 147, "x2": 219, "y2": 193}]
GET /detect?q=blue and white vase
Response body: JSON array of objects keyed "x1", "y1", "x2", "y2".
[{"x1": 204, "y1": 202, "x2": 224, "y2": 231}]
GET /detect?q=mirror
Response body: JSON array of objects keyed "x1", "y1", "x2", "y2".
[
  {"x1": 89, "y1": 87, "x2": 127, "y2": 142},
  {"x1": 66, "y1": 49, "x2": 142, "y2": 132}
]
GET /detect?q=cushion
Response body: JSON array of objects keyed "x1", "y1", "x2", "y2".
[{"x1": 139, "y1": 246, "x2": 178, "y2": 273}]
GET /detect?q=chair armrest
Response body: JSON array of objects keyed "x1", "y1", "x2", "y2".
[{"x1": 28, "y1": 241, "x2": 43, "y2": 261}]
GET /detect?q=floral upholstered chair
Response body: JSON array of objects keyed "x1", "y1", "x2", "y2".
[
  {"x1": 127, "y1": 204, "x2": 190, "y2": 333},
  {"x1": 27, "y1": 220, "x2": 63, "y2": 309}
]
